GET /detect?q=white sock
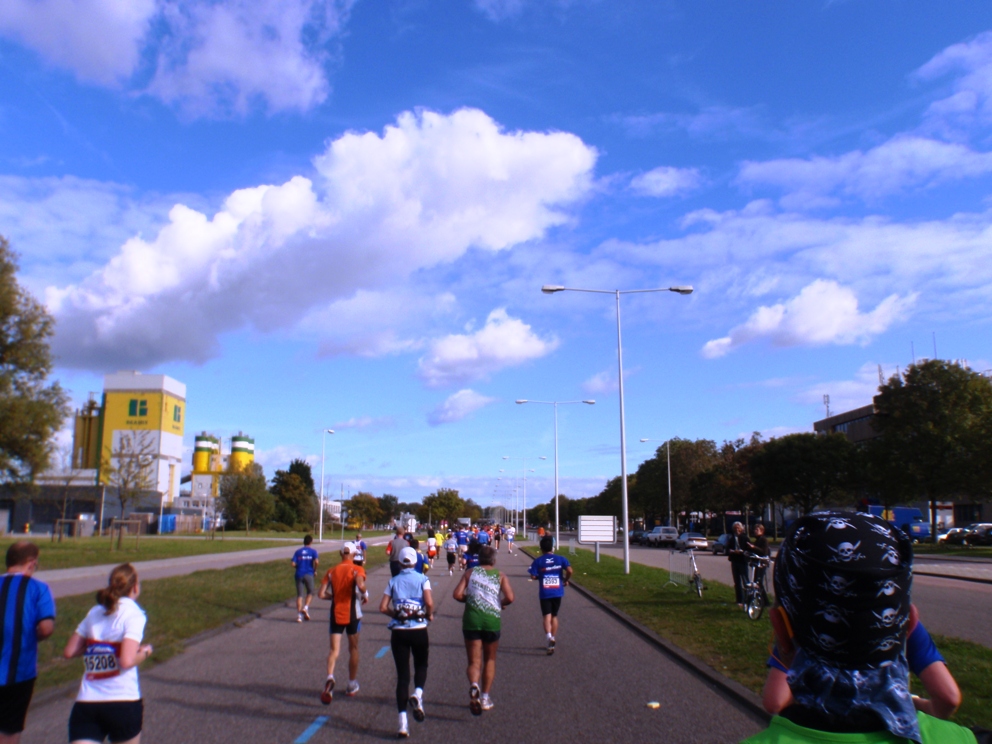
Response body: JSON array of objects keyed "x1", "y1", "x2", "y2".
[
  {"x1": 304, "y1": 604, "x2": 309, "y2": 611},
  {"x1": 327, "y1": 674, "x2": 334, "y2": 681},
  {"x1": 546, "y1": 632, "x2": 553, "y2": 640},
  {"x1": 414, "y1": 687, "x2": 423, "y2": 699},
  {"x1": 398, "y1": 712, "x2": 408, "y2": 728}
]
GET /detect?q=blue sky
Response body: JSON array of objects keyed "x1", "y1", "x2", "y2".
[{"x1": 3, "y1": 1, "x2": 992, "y2": 506}]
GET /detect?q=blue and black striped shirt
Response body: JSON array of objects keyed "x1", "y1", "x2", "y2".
[{"x1": 0, "y1": 573, "x2": 56, "y2": 685}]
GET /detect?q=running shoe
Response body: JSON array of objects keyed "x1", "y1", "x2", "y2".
[
  {"x1": 320, "y1": 677, "x2": 335, "y2": 705},
  {"x1": 409, "y1": 693, "x2": 425, "y2": 722},
  {"x1": 398, "y1": 723, "x2": 409, "y2": 738},
  {"x1": 302, "y1": 608, "x2": 311, "y2": 621},
  {"x1": 481, "y1": 695, "x2": 494, "y2": 712},
  {"x1": 297, "y1": 613, "x2": 303, "y2": 623},
  {"x1": 546, "y1": 638, "x2": 556, "y2": 656},
  {"x1": 345, "y1": 681, "x2": 360, "y2": 697},
  {"x1": 469, "y1": 683, "x2": 482, "y2": 716}
]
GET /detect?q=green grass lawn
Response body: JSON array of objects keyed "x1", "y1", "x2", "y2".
[
  {"x1": 242, "y1": 528, "x2": 394, "y2": 540},
  {"x1": 34, "y1": 545, "x2": 390, "y2": 691},
  {"x1": 548, "y1": 547, "x2": 992, "y2": 728},
  {"x1": 913, "y1": 544, "x2": 992, "y2": 558},
  {"x1": 1, "y1": 536, "x2": 294, "y2": 570}
]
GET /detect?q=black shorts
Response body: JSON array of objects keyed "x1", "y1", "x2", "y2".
[
  {"x1": 446, "y1": 552, "x2": 456, "y2": 565},
  {"x1": 330, "y1": 619, "x2": 362, "y2": 636},
  {"x1": 69, "y1": 700, "x2": 143, "y2": 743},
  {"x1": 540, "y1": 597, "x2": 562, "y2": 617},
  {"x1": 0, "y1": 678, "x2": 35, "y2": 735},
  {"x1": 462, "y1": 629, "x2": 501, "y2": 643}
]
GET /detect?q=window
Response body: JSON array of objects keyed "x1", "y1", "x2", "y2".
[
  {"x1": 173, "y1": 404, "x2": 182, "y2": 422},
  {"x1": 128, "y1": 399, "x2": 148, "y2": 417}
]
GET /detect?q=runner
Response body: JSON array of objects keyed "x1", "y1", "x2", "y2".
[
  {"x1": 353, "y1": 532, "x2": 368, "y2": 565},
  {"x1": 291, "y1": 535, "x2": 319, "y2": 622},
  {"x1": 455, "y1": 526, "x2": 470, "y2": 569},
  {"x1": 443, "y1": 533, "x2": 458, "y2": 576},
  {"x1": 476, "y1": 528, "x2": 490, "y2": 547},
  {"x1": 63, "y1": 564, "x2": 152, "y2": 744},
  {"x1": 492, "y1": 526, "x2": 501, "y2": 552},
  {"x1": 317, "y1": 542, "x2": 367, "y2": 703},
  {"x1": 452, "y1": 546, "x2": 514, "y2": 715},
  {"x1": 1, "y1": 542, "x2": 56, "y2": 744},
  {"x1": 408, "y1": 539, "x2": 429, "y2": 574},
  {"x1": 464, "y1": 541, "x2": 481, "y2": 571},
  {"x1": 388, "y1": 526, "x2": 409, "y2": 577},
  {"x1": 527, "y1": 536, "x2": 572, "y2": 655},
  {"x1": 426, "y1": 533, "x2": 437, "y2": 569},
  {"x1": 380, "y1": 548, "x2": 433, "y2": 738},
  {"x1": 504, "y1": 525, "x2": 515, "y2": 555}
]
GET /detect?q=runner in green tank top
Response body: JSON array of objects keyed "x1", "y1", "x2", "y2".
[{"x1": 453, "y1": 545, "x2": 514, "y2": 715}]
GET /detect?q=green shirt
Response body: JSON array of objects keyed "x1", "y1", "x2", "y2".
[
  {"x1": 741, "y1": 712, "x2": 976, "y2": 744},
  {"x1": 462, "y1": 567, "x2": 502, "y2": 632}
]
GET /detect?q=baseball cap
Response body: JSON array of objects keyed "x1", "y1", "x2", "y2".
[
  {"x1": 341, "y1": 541, "x2": 357, "y2": 555},
  {"x1": 398, "y1": 547, "x2": 418, "y2": 566}
]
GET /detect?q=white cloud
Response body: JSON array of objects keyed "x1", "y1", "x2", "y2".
[
  {"x1": 46, "y1": 108, "x2": 595, "y2": 370},
  {"x1": 427, "y1": 389, "x2": 496, "y2": 426},
  {"x1": 0, "y1": 0, "x2": 155, "y2": 85},
  {"x1": 0, "y1": 0, "x2": 354, "y2": 117},
  {"x1": 618, "y1": 106, "x2": 768, "y2": 141},
  {"x1": 473, "y1": 0, "x2": 526, "y2": 21},
  {"x1": 630, "y1": 166, "x2": 702, "y2": 198},
  {"x1": 796, "y1": 361, "x2": 899, "y2": 415},
  {"x1": 331, "y1": 415, "x2": 395, "y2": 431},
  {"x1": 418, "y1": 308, "x2": 559, "y2": 388},
  {"x1": 914, "y1": 30, "x2": 992, "y2": 136},
  {"x1": 580, "y1": 366, "x2": 637, "y2": 395},
  {"x1": 737, "y1": 135, "x2": 992, "y2": 205},
  {"x1": 701, "y1": 280, "x2": 916, "y2": 358}
]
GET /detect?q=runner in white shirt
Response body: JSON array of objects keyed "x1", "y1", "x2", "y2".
[{"x1": 63, "y1": 563, "x2": 152, "y2": 744}]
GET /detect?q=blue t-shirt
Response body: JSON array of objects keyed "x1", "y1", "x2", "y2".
[
  {"x1": 465, "y1": 552, "x2": 480, "y2": 570},
  {"x1": 292, "y1": 547, "x2": 319, "y2": 578},
  {"x1": 0, "y1": 573, "x2": 56, "y2": 684},
  {"x1": 528, "y1": 554, "x2": 571, "y2": 599},
  {"x1": 477, "y1": 531, "x2": 490, "y2": 545},
  {"x1": 384, "y1": 569, "x2": 432, "y2": 630},
  {"x1": 456, "y1": 530, "x2": 469, "y2": 546},
  {"x1": 415, "y1": 553, "x2": 428, "y2": 574}
]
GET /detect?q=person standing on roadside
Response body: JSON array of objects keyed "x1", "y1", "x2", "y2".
[
  {"x1": 388, "y1": 526, "x2": 409, "y2": 577},
  {"x1": 747, "y1": 523, "x2": 770, "y2": 601},
  {"x1": 527, "y1": 536, "x2": 572, "y2": 655},
  {"x1": 453, "y1": 546, "x2": 513, "y2": 715},
  {"x1": 0, "y1": 542, "x2": 55, "y2": 744},
  {"x1": 318, "y1": 542, "x2": 367, "y2": 704},
  {"x1": 726, "y1": 522, "x2": 748, "y2": 608},
  {"x1": 380, "y1": 548, "x2": 433, "y2": 738},
  {"x1": 292, "y1": 535, "x2": 319, "y2": 622},
  {"x1": 63, "y1": 563, "x2": 151, "y2": 744}
]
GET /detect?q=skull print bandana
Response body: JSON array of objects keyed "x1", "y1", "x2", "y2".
[{"x1": 775, "y1": 511, "x2": 919, "y2": 741}]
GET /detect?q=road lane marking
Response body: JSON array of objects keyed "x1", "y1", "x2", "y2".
[
  {"x1": 293, "y1": 716, "x2": 329, "y2": 744},
  {"x1": 375, "y1": 645, "x2": 390, "y2": 658}
]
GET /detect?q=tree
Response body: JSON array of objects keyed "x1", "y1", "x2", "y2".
[
  {"x1": 102, "y1": 431, "x2": 158, "y2": 517},
  {"x1": 270, "y1": 469, "x2": 316, "y2": 527},
  {"x1": 418, "y1": 488, "x2": 467, "y2": 524},
  {"x1": 220, "y1": 462, "x2": 273, "y2": 534},
  {"x1": 288, "y1": 458, "x2": 316, "y2": 494},
  {"x1": 346, "y1": 492, "x2": 383, "y2": 528},
  {"x1": 750, "y1": 433, "x2": 855, "y2": 517},
  {"x1": 0, "y1": 237, "x2": 69, "y2": 483},
  {"x1": 633, "y1": 438, "x2": 717, "y2": 525},
  {"x1": 379, "y1": 494, "x2": 400, "y2": 520},
  {"x1": 871, "y1": 360, "x2": 992, "y2": 542},
  {"x1": 50, "y1": 441, "x2": 88, "y2": 523}
]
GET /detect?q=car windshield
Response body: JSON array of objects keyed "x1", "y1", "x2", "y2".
[{"x1": 687, "y1": 533, "x2": 703, "y2": 538}]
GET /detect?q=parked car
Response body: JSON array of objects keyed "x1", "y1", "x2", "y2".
[
  {"x1": 675, "y1": 532, "x2": 709, "y2": 551},
  {"x1": 644, "y1": 526, "x2": 679, "y2": 547},
  {"x1": 943, "y1": 523, "x2": 992, "y2": 545},
  {"x1": 965, "y1": 526, "x2": 992, "y2": 547},
  {"x1": 630, "y1": 529, "x2": 647, "y2": 545},
  {"x1": 712, "y1": 533, "x2": 731, "y2": 555}
]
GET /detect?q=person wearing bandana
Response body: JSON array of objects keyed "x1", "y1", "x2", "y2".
[{"x1": 741, "y1": 511, "x2": 977, "y2": 744}]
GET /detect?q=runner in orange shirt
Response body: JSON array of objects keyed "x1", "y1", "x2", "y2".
[{"x1": 317, "y1": 542, "x2": 367, "y2": 703}]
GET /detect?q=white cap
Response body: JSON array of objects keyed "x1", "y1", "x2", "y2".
[
  {"x1": 342, "y1": 541, "x2": 357, "y2": 555},
  {"x1": 398, "y1": 547, "x2": 418, "y2": 566}
]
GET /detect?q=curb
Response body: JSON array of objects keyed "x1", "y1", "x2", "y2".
[
  {"x1": 520, "y1": 547, "x2": 770, "y2": 725},
  {"x1": 914, "y1": 570, "x2": 992, "y2": 586}
]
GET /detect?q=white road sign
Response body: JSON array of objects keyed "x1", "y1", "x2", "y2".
[{"x1": 578, "y1": 515, "x2": 617, "y2": 544}]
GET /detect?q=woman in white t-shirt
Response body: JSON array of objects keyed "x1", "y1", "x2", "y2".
[{"x1": 63, "y1": 563, "x2": 152, "y2": 744}]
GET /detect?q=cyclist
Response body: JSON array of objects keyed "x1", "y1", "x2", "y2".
[{"x1": 527, "y1": 536, "x2": 572, "y2": 655}]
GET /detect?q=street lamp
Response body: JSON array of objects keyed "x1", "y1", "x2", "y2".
[
  {"x1": 319, "y1": 429, "x2": 335, "y2": 543},
  {"x1": 542, "y1": 283, "x2": 693, "y2": 574},
  {"x1": 640, "y1": 438, "x2": 673, "y2": 528},
  {"x1": 502, "y1": 455, "x2": 546, "y2": 534},
  {"x1": 516, "y1": 399, "x2": 595, "y2": 549}
]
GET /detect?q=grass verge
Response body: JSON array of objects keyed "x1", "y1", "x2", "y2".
[
  {"x1": 547, "y1": 547, "x2": 992, "y2": 728},
  {"x1": 34, "y1": 545, "x2": 389, "y2": 692},
  {"x1": 1, "y1": 536, "x2": 293, "y2": 570},
  {"x1": 913, "y1": 544, "x2": 992, "y2": 559}
]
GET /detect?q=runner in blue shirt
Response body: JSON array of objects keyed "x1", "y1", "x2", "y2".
[
  {"x1": 291, "y1": 535, "x2": 320, "y2": 622},
  {"x1": 527, "y1": 536, "x2": 572, "y2": 655},
  {"x1": 455, "y1": 528, "x2": 470, "y2": 570},
  {"x1": 476, "y1": 529, "x2": 490, "y2": 546},
  {"x1": 1, "y1": 542, "x2": 56, "y2": 741}
]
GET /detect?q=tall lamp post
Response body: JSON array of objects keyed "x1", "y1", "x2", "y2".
[
  {"x1": 502, "y1": 455, "x2": 546, "y2": 534},
  {"x1": 516, "y1": 399, "x2": 595, "y2": 549},
  {"x1": 640, "y1": 438, "x2": 673, "y2": 528},
  {"x1": 319, "y1": 428, "x2": 335, "y2": 543},
  {"x1": 542, "y1": 283, "x2": 693, "y2": 574}
]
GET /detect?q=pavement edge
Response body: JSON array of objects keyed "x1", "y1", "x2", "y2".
[{"x1": 520, "y1": 545, "x2": 770, "y2": 725}]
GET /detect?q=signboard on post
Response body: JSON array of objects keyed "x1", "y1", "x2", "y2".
[{"x1": 578, "y1": 515, "x2": 616, "y2": 545}]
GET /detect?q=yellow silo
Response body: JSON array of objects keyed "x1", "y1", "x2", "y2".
[
  {"x1": 192, "y1": 433, "x2": 219, "y2": 473},
  {"x1": 229, "y1": 433, "x2": 255, "y2": 473}
]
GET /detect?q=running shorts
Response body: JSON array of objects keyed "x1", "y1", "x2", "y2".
[
  {"x1": 446, "y1": 553, "x2": 457, "y2": 565},
  {"x1": 0, "y1": 678, "x2": 35, "y2": 735},
  {"x1": 69, "y1": 700, "x2": 143, "y2": 743},
  {"x1": 428, "y1": 547, "x2": 437, "y2": 558},
  {"x1": 330, "y1": 619, "x2": 362, "y2": 636},
  {"x1": 462, "y1": 629, "x2": 501, "y2": 643},
  {"x1": 296, "y1": 575, "x2": 315, "y2": 597},
  {"x1": 540, "y1": 597, "x2": 562, "y2": 617},
  {"x1": 458, "y1": 545, "x2": 468, "y2": 554}
]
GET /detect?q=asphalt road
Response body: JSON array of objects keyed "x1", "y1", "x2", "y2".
[
  {"x1": 23, "y1": 549, "x2": 765, "y2": 744},
  {"x1": 595, "y1": 543, "x2": 992, "y2": 649}
]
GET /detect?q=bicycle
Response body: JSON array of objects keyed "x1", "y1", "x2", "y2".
[
  {"x1": 688, "y1": 549, "x2": 704, "y2": 598},
  {"x1": 743, "y1": 553, "x2": 770, "y2": 620}
]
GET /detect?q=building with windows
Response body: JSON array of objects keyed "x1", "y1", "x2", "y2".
[{"x1": 813, "y1": 403, "x2": 878, "y2": 443}]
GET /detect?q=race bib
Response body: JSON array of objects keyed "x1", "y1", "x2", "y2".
[
  {"x1": 83, "y1": 641, "x2": 121, "y2": 680},
  {"x1": 542, "y1": 575, "x2": 560, "y2": 589}
]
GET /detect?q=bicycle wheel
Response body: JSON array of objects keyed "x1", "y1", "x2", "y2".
[
  {"x1": 746, "y1": 590, "x2": 765, "y2": 620},
  {"x1": 693, "y1": 573, "x2": 704, "y2": 598}
]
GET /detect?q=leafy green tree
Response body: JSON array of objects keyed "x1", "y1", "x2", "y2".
[
  {"x1": 379, "y1": 494, "x2": 400, "y2": 519},
  {"x1": 0, "y1": 237, "x2": 69, "y2": 483},
  {"x1": 871, "y1": 360, "x2": 992, "y2": 542},
  {"x1": 417, "y1": 487, "x2": 466, "y2": 524},
  {"x1": 220, "y1": 462, "x2": 273, "y2": 534},
  {"x1": 634, "y1": 438, "x2": 717, "y2": 525},
  {"x1": 288, "y1": 458, "x2": 316, "y2": 495},
  {"x1": 750, "y1": 432, "x2": 854, "y2": 516},
  {"x1": 346, "y1": 492, "x2": 383, "y2": 528},
  {"x1": 270, "y1": 470, "x2": 316, "y2": 527}
]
